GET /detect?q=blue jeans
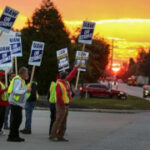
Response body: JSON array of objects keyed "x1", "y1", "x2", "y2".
[{"x1": 25, "y1": 101, "x2": 36, "y2": 130}]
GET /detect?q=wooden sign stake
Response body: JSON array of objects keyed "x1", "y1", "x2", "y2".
[{"x1": 75, "y1": 44, "x2": 85, "y2": 90}]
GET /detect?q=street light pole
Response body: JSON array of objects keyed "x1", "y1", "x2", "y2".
[{"x1": 111, "y1": 39, "x2": 114, "y2": 73}]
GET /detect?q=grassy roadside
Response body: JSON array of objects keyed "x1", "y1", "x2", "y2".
[{"x1": 72, "y1": 95, "x2": 150, "y2": 110}]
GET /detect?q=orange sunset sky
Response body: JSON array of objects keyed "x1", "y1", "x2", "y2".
[{"x1": 0, "y1": 0, "x2": 150, "y2": 65}]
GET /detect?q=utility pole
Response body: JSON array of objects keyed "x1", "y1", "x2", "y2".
[{"x1": 110, "y1": 39, "x2": 114, "y2": 74}]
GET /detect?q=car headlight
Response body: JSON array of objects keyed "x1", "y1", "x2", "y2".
[
  {"x1": 120, "y1": 91, "x2": 124, "y2": 94},
  {"x1": 145, "y1": 90, "x2": 149, "y2": 95}
]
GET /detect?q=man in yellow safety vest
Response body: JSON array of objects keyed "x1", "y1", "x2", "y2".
[
  {"x1": 50, "y1": 64, "x2": 80, "y2": 141},
  {"x1": 7, "y1": 67, "x2": 31, "y2": 142},
  {"x1": 48, "y1": 81, "x2": 56, "y2": 135}
]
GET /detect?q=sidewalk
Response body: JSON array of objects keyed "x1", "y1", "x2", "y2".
[{"x1": 35, "y1": 106, "x2": 146, "y2": 113}]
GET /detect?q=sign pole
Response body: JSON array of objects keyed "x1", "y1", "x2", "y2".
[
  {"x1": 5, "y1": 70, "x2": 8, "y2": 87},
  {"x1": 0, "y1": 31, "x2": 7, "y2": 86},
  {"x1": 30, "y1": 65, "x2": 36, "y2": 86},
  {"x1": 75, "y1": 44, "x2": 85, "y2": 90},
  {"x1": 15, "y1": 57, "x2": 18, "y2": 75},
  {"x1": 0, "y1": 31, "x2": 3, "y2": 37},
  {"x1": 62, "y1": 66, "x2": 65, "y2": 72}
]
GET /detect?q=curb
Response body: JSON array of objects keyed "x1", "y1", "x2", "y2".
[
  {"x1": 69, "y1": 108, "x2": 143, "y2": 114},
  {"x1": 34, "y1": 107, "x2": 150, "y2": 114}
]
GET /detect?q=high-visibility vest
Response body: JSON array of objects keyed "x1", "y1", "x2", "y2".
[
  {"x1": 8, "y1": 75, "x2": 26, "y2": 101},
  {"x1": 0, "y1": 81, "x2": 8, "y2": 101},
  {"x1": 57, "y1": 80, "x2": 71, "y2": 104},
  {"x1": 49, "y1": 82, "x2": 56, "y2": 103},
  {"x1": 26, "y1": 81, "x2": 39, "y2": 100}
]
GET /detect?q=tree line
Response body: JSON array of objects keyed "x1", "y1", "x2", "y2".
[
  {"x1": 17, "y1": 0, "x2": 110, "y2": 94},
  {"x1": 117, "y1": 48, "x2": 150, "y2": 82}
]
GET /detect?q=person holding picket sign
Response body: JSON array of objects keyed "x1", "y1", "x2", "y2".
[
  {"x1": 20, "y1": 79, "x2": 39, "y2": 134},
  {"x1": 0, "y1": 71, "x2": 9, "y2": 136},
  {"x1": 7, "y1": 67, "x2": 31, "y2": 142},
  {"x1": 50, "y1": 64, "x2": 81, "y2": 142}
]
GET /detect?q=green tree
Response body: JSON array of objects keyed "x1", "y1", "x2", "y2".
[
  {"x1": 121, "y1": 48, "x2": 150, "y2": 81},
  {"x1": 85, "y1": 37, "x2": 110, "y2": 82},
  {"x1": 71, "y1": 33, "x2": 110, "y2": 83},
  {"x1": 137, "y1": 49, "x2": 150, "y2": 77},
  {"x1": 126, "y1": 58, "x2": 137, "y2": 77},
  {"x1": 19, "y1": 0, "x2": 71, "y2": 94}
]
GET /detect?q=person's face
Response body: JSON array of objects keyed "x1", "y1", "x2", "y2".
[
  {"x1": 21, "y1": 70, "x2": 29, "y2": 80},
  {"x1": 10, "y1": 74, "x2": 15, "y2": 80}
]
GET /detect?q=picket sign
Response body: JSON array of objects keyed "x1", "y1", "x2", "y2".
[
  {"x1": 75, "y1": 44, "x2": 85, "y2": 90},
  {"x1": 56, "y1": 48, "x2": 69, "y2": 72},
  {"x1": 0, "y1": 6, "x2": 19, "y2": 33},
  {"x1": 0, "y1": 6, "x2": 19, "y2": 87},
  {"x1": 28, "y1": 41, "x2": 45, "y2": 86},
  {"x1": 75, "y1": 21, "x2": 95, "y2": 90},
  {"x1": 9, "y1": 36, "x2": 22, "y2": 75},
  {"x1": 0, "y1": 31, "x2": 7, "y2": 87},
  {"x1": 0, "y1": 32, "x2": 8, "y2": 87}
]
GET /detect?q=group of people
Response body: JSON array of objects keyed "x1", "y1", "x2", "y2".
[{"x1": 0, "y1": 64, "x2": 80, "y2": 142}]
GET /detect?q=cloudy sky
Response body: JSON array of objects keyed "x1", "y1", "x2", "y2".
[
  {"x1": 0, "y1": 0, "x2": 150, "y2": 63},
  {"x1": 0, "y1": 0, "x2": 150, "y2": 41}
]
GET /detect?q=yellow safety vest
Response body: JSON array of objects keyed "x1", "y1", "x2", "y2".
[
  {"x1": 57, "y1": 81, "x2": 70, "y2": 104},
  {"x1": 26, "y1": 81, "x2": 39, "y2": 100},
  {"x1": 0, "y1": 81, "x2": 8, "y2": 101},
  {"x1": 49, "y1": 82, "x2": 56, "y2": 103},
  {"x1": 8, "y1": 75, "x2": 26, "y2": 101}
]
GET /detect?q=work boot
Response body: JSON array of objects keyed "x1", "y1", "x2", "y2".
[
  {"x1": 4, "y1": 126, "x2": 9, "y2": 130},
  {"x1": 7, "y1": 137, "x2": 21, "y2": 142},
  {"x1": 18, "y1": 137, "x2": 25, "y2": 142},
  {"x1": 57, "y1": 137, "x2": 69, "y2": 142},
  {"x1": 20, "y1": 129, "x2": 31, "y2": 134},
  {"x1": 0, "y1": 130, "x2": 6, "y2": 136},
  {"x1": 49, "y1": 137, "x2": 59, "y2": 142}
]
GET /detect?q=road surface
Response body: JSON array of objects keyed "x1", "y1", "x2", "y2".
[
  {"x1": 113, "y1": 83, "x2": 150, "y2": 100},
  {"x1": 0, "y1": 110, "x2": 148, "y2": 150}
]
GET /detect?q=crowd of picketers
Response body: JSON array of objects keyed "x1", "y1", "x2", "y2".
[{"x1": 0, "y1": 64, "x2": 80, "y2": 142}]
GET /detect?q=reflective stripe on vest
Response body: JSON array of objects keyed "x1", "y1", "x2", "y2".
[
  {"x1": 49, "y1": 82, "x2": 56, "y2": 103},
  {"x1": 26, "y1": 82, "x2": 39, "y2": 100},
  {"x1": 8, "y1": 75, "x2": 25, "y2": 101},
  {"x1": 0, "y1": 81, "x2": 8, "y2": 101},
  {"x1": 57, "y1": 81, "x2": 70, "y2": 104}
]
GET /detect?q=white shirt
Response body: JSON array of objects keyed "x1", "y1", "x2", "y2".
[{"x1": 9, "y1": 79, "x2": 27, "y2": 108}]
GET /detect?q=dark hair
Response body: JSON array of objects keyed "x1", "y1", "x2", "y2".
[
  {"x1": 59, "y1": 71, "x2": 68, "y2": 79},
  {"x1": 19, "y1": 67, "x2": 28, "y2": 75},
  {"x1": 8, "y1": 72, "x2": 15, "y2": 76}
]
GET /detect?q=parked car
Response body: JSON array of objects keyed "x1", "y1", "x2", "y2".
[
  {"x1": 80, "y1": 83, "x2": 127, "y2": 100},
  {"x1": 143, "y1": 85, "x2": 150, "y2": 98}
]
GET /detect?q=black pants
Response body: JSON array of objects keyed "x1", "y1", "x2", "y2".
[
  {"x1": 8, "y1": 105, "x2": 22, "y2": 138},
  {"x1": 0, "y1": 106, "x2": 6, "y2": 131},
  {"x1": 49, "y1": 103, "x2": 56, "y2": 135}
]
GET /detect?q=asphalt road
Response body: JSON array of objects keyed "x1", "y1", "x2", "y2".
[
  {"x1": 113, "y1": 83, "x2": 150, "y2": 100},
  {"x1": 85, "y1": 112, "x2": 150, "y2": 150},
  {"x1": 0, "y1": 110, "x2": 146, "y2": 150}
]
